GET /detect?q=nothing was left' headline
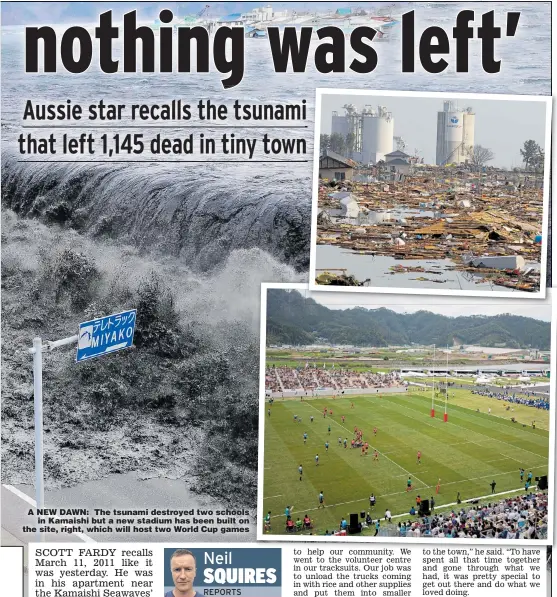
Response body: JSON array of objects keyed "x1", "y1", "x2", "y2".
[{"x1": 25, "y1": 9, "x2": 521, "y2": 89}]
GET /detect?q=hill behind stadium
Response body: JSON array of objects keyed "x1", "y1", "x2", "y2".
[{"x1": 266, "y1": 289, "x2": 551, "y2": 349}]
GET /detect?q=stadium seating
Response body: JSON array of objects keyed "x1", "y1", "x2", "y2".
[
  {"x1": 367, "y1": 492, "x2": 548, "y2": 540},
  {"x1": 265, "y1": 366, "x2": 404, "y2": 393}
]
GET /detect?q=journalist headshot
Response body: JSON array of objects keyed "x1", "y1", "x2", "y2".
[{"x1": 165, "y1": 549, "x2": 201, "y2": 597}]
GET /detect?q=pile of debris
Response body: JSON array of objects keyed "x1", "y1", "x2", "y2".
[
  {"x1": 316, "y1": 170, "x2": 544, "y2": 291},
  {"x1": 315, "y1": 270, "x2": 369, "y2": 286}
]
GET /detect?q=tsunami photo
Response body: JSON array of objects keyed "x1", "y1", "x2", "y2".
[
  {"x1": 258, "y1": 284, "x2": 554, "y2": 543},
  {"x1": 0, "y1": 1, "x2": 551, "y2": 545},
  {"x1": 310, "y1": 90, "x2": 551, "y2": 297}
]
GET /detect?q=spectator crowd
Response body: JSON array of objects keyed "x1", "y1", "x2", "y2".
[
  {"x1": 472, "y1": 387, "x2": 550, "y2": 410},
  {"x1": 265, "y1": 365, "x2": 403, "y2": 393},
  {"x1": 364, "y1": 492, "x2": 548, "y2": 540}
]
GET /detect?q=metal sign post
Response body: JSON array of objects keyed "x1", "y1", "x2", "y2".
[
  {"x1": 31, "y1": 337, "x2": 44, "y2": 542},
  {"x1": 27, "y1": 309, "x2": 136, "y2": 541},
  {"x1": 29, "y1": 334, "x2": 78, "y2": 541}
]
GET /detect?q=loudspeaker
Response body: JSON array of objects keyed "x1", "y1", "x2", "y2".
[
  {"x1": 538, "y1": 475, "x2": 548, "y2": 490},
  {"x1": 360, "y1": 511, "x2": 366, "y2": 519},
  {"x1": 348, "y1": 524, "x2": 362, "y2": 534},
  {"x1": 419, "y1": 499, "x2": 430, "y2": 515},
  {"x1": 350, "y1": 513, "x2": 359, "y2": 528}
]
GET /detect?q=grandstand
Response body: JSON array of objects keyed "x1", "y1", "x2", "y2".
[
  {"x1": 265, "y1": 365, "x2": 404, "y2": 396},
  {"x1": 335, "y1": 491, "x2": 549, "y2": 539}
]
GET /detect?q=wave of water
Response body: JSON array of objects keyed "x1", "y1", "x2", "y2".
[
  {"x1": 0, "y1": 208, "x2": 302, "y2": 500},
  {"x1": 1, "y1": 152, "x2": 311, "y2": 271}
]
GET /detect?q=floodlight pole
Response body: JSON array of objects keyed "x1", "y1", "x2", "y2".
[
  {"x1": 430, "y1": 344, "x2": 435, "y2": 417},
  {"x1": 29, "y1": 334, "x2": 78, "y2": 541},
  {"x1": 443, "y1": 346, "x2": 449, "y2": 422}
]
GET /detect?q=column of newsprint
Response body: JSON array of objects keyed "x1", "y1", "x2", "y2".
[{"x1": 29, "y1": 542, "x2": 548, "y2": 597}]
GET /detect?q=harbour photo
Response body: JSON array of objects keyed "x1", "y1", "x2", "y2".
[{"x1": 311, "y1": 91, "x2": 551, "y2": 296}]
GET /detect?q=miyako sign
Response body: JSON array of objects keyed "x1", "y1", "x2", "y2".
[{"x1": 76, "y1": 309, "x2": 137, "y2": 362}]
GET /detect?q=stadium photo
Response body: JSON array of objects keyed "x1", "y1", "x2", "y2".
[{"x1": 258, "y1": 285, "x2": 553, "y2": 541}]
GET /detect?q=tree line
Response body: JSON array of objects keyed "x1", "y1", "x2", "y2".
[
  {"x1": 266, "y1": 290, "x2": 550, "y2": 349},
  {"x1": 320, "y1": 132, "x2": 356, "y2": 157}
]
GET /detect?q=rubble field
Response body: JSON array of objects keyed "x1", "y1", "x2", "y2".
[{"x1": 316, "y1": 168, "x2": 544, "y2": 292}]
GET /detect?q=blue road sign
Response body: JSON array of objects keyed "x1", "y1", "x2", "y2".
[{"x1": 76, "y1": 309, "x2": 136, "y2": 362}]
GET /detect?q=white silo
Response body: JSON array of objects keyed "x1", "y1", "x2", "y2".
[
  {"x1": 445, "y1": 111, "x2": 463, "y2": 163},
  {"x1": 436, "y1": 102, "x2": 475, "y2": 165},
  {"x1": 330, "y1": 104, "x2": 361, "y2": 159},
  {"x1": 462, "y1": 109, "x2": 475, "y2": 158},
  {"x1": 331, "y1": 111, "x2": 350, "y2": 138},
  {"x1": 360, "y1": 105, "x2": 394, "y2": 164}
]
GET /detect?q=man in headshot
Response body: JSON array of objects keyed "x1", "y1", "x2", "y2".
[{"x1": 165, "y1": 549, "x2": 201, "y2": 597}]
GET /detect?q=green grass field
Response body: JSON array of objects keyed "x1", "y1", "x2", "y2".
[{"x1": 262, "y1": 391, "x2": 549, "y2": 536}]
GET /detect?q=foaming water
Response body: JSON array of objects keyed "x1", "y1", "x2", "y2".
[{"x1": 1, "y1": 153, "x2": 311, "y2": 271}]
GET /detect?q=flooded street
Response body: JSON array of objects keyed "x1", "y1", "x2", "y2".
[{"x1": 316, "y1": 244, "x2": 520, "y2": 291}]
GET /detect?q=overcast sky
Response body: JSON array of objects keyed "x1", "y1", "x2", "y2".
[
  {"x1": 301, "y1": 289, "x2": 552, "y2": 321},
  {"x1": 320, "y1": 93, "x2": 548, "y2": 168}
]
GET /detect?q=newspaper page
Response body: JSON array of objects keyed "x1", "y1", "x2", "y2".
[{"x1": 0, "y1": 2, "x2": 554, "y2": 597}]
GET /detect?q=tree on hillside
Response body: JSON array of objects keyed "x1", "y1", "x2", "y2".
[
  {"x1": 133, "y1": 272, "x2": 184, "y2": 357},
  {"x1": 520, "y1": 139, "x2": 542, "y2": 171},
  {"x1": 375, "y1": 159, "x2": 386, "y2": 180},
  {"x1": 40, "y1": 248, "x2": 100, "y2": 309}
]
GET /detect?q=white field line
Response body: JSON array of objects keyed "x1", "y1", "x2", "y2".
[
  {"x1": 372, "y1": 397, "x2": 485, "y2": 451},
  {"x1": 383, "y1": 439, "x2": 468, "y2": 451},
  {"x1": 410, "y1": 391, "x2": 548, "y2": 434},
  {"x1": 303, "y1": 401, "x2": 428, "y2": 487},
  {"x1": 484, "y1": 458, "x2": 514, "y2": 464},
  {"x1": 389, "y1": 395, "x2": 549, "y2": 461},
  {"x1": 3, "y1": 484, "x2": 96, "y2": 543},
  {"x1": 501, "y1": 453, "x2": 524, "y2": 463},
  {"x1": 268, "y1": 467, "x2": 545, "y2": 519},
  {"x1": 387, "y1": 486, "x2": 539, "y2": 522}
]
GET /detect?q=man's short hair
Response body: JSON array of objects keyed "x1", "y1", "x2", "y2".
[{"x1": 170, "y1": 549, "x2": 196, "y2": 565}]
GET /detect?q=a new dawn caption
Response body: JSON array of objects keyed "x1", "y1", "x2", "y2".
[{"x1": 26, "y1": 10, "x2": 520, "y2": 88}]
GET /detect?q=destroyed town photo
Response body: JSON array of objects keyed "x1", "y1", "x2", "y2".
[{"x1": 313, "y1": 92, "x2": 550, "y2": 295}]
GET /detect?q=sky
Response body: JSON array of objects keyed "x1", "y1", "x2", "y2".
[
  {"x1": 320, "y1": 92, "x2": 548, "y2": 169},
  {"x1": 304, "y1": 289, "x2": 553, "y2": 321}
]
